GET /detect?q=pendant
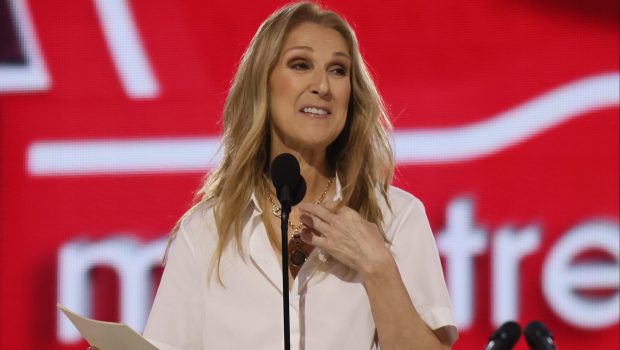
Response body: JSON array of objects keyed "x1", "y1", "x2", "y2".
[
  {"x1": 290, "y1": 250, "x2": 307, "y2": 266},
  {"x1": 288, "y1": 234, "x2": 308, "y2": 267}
]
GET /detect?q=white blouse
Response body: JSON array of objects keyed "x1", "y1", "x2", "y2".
[{"x1": 143, "y1": 182, "x2": 457, "y2": 350}]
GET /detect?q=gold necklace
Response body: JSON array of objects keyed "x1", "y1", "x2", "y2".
[
  {"x1": 266, "y1": 176, "x2": 334, "y2": 271},
  {"x1": 266, "y1": 176, "x2": 333, "y2": 236}
]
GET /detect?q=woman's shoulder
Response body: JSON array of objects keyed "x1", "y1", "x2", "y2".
[
  {"x1": 380, "y1": 185, "x2": 429, "y2": 234},
  {"x1": 385, "y1": 185, "x2": 426, "y2": 215},
  {"x1": 177, "y1": 199, "x2": 219, "y2": 245}
]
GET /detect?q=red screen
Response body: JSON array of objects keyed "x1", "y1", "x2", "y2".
[{"x1": 0, "y1": 0, "x2": 618, "y2": 349}]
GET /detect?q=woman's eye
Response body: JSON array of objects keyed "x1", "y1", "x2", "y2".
[
  {"x1": 290, "y1": 61, "x2": 310, "y2": 70},
  {"x1": 330, "y1": 66, "x2": 349, "y2": 76}
]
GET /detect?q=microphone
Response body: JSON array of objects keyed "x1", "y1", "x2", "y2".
[
  {"x1": 524, "y1": 321, "x2": 558, "y2": 350},
  {"x1": 270, "y1": 153, "x2": 306, "y2": 212},
  {"x1": 484, "y1": 321, "x2": 521, "y2": 350},
  {"x1": 269, "y1": 153, "x2": 306, "y2": 350}
]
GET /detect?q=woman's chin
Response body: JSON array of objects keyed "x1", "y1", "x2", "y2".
[
  {"x1": 294, "y1": 137, "x2": 335, "y2": 152},
  {"x1": 272, "y1": 128, "x2": 340, "y2": 155}
]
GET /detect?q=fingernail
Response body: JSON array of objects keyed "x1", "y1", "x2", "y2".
[
  {"x1": 300, "y1": 232, "x2": 310, "y2": 243},
  {"x1": 300, "y1": 214, "x2": 311, "y2": 225}
]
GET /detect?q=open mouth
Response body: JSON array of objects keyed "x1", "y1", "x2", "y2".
[{"x1": 299, "y1": 106, "x2": 331, "y2": 116}]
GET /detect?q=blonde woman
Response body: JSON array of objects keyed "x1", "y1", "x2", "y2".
[{"x1": 143, "y1": 2, "x2": 458, "y2": 349}]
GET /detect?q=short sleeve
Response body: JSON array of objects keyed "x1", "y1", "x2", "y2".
[
  {"x1": 388, "y1": 196, "x2": 458, "y2": 344},
  {"x1": 143, "y1": 219, "x2": 205, "y2": 350}
]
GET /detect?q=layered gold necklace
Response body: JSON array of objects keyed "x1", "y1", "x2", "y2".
[{"x1": 266, "y1": 176, "x2": 333, "y2": 270}]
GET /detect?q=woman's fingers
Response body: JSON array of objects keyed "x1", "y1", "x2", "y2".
[
  {"x1": 300, "y1": 212, "x2": 331, "y2": 236},
  {"x1": 298, "y1": 201, "x2": 389, "y2": 274},
  {"x1": 300, "y1": 227, "x2": 327, "y2": 248},
  {"x1": 298, "y1": 202, "x2": 336, "y2": 224}
]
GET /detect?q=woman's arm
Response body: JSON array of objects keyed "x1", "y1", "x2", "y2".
[
  {"x1": 142, "y1": 217, "x2": 206, "y2": 349},
  {"x1": 363, "y1": 253, "x2": 452, "y2": 350}
]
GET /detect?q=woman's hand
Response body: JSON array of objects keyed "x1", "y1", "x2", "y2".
[
  {"x1": 298, "y1": 201, "x2": 394, "y2": 279},
  {"x1": 300, "y1": 201, "x2": 452, "y2": 350}
]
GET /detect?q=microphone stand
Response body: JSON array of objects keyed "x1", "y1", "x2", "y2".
[{"x1": 280, "y1": 188, "x2": 291, "y2": 350}]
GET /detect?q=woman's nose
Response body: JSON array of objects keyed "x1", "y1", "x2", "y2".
[{"x1": 310, "y1": 71, "x2": 331, "y2": 98}]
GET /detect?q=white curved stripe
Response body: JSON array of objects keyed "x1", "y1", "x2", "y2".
[
  {"x1": 27, "y1": 72, "x2": 619, "y2": 175},
  {"x1": 395, "y1": 72, "x2": 619, "y2": 163},
  {"x1": 28, "y1": 138, "x2": 222, "y2": 175}
]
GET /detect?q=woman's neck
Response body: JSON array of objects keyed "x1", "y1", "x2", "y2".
[{"x1": 269, "y1": 145, "x2": 333, "y2": 204}]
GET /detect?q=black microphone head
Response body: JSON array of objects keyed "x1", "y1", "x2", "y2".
[
  {"x1": 291, "y1": 176, "x2": 306, "y2": 206},
  {"x1": 270, "y1": 153, "x2": 305, "y2": 207},
  {"x1": 490, "y1": 321, "x2": 521, "y2": 349},
  {"x1": 271, "y1": 153, "x2": 300, "y2": 188},
  {"x1": 524, "y1": 320, "x2": 551, "y2": 338},
  {"x1": 524, "y1": 321, "x2": 555, "y2": 350}
]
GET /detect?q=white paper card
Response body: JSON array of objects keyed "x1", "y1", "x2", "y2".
[{"x1": 57, "y1": 303, "x2": 159, "y2": 350}]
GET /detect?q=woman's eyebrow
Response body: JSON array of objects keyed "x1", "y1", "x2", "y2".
[
  {"x1": 283, "y1": 45, "x2": 313, "y2": 54},
  {"x1": 333, "y1": 51, "x2": 351, "y2": 60},
  {"x1": 283, "y1": 46, "x2": 351, "y2": 60}
]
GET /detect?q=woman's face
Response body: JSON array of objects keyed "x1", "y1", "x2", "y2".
[{"x1": 269, "y1": 22, "x2": 351, "y2": 154}]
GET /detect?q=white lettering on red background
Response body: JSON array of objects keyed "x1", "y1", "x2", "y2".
[
  {"x1": 0, "y1": 0, "x2": 50, "y2": 92},
  {"x1": 55, "y1": 197, "x2": 619, "y2": 344},
  {"x1": 0, "y1": 0, "x2": 158, "y2": 97},
  {"x1": 57, "y1": 237, "x2": 167, "y2": 343},
  {"x1": 543, "y1": 221, "x2": 619, "y2": 328}
]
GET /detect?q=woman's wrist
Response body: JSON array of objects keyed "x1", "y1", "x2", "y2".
[{"x1": 361, "y1": 249, "x2": 398, "y2": 286}]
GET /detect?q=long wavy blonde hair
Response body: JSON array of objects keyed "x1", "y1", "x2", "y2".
[{"x1": 166, "y1": 1, "x2": 394, "y2": 280}]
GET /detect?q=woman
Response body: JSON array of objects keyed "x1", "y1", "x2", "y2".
[{"x1": 143, "y1": 2, "x2": 458, "y2": 349}]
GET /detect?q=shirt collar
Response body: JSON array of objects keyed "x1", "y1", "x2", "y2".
[
  {"x1": 249, "y1": 191, "x2": 262, "y2": 214},
  {"x1": 332, "y1": 172, "x2": 342, "y2": 202}
]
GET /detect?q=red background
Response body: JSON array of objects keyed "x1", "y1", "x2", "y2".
[{"x1": 0, "y1": 0, "x2": 618, "y2": 349}]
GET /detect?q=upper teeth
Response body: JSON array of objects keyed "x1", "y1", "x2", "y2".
[{"x1": 303, "y1": 107, "x2": 328, "y2": 115}]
